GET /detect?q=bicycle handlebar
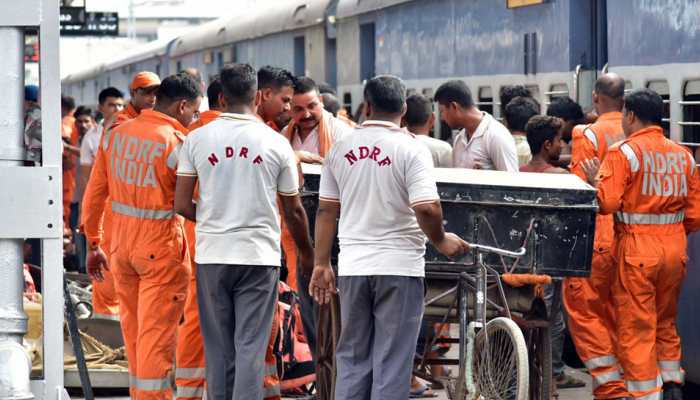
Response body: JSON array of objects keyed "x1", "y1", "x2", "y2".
[{"x1": 470, "y1": 244, "x2": 526, "y2": 258}]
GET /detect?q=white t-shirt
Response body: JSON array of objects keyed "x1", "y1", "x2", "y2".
[
  {"x1": 177, "y1": 113, "x2": 300, "y2": 266},
  {"x1": 282, "y1": 111, "x2": 352, "y2": 154},
  {"x1": 319, "y1": 120, "x2": 440, "y2": 277},
  {"x1": 452, "y1": 112, "x2": 519, "y2": 172},
  {"x1": 80, "y1": 124, "x2": 102, "y2": 166},
  {"x1": 415, "y1": 134, "x2": 453, "y2": 168}
]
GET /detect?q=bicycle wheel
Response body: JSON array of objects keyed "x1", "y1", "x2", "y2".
[
  {"x1": 526, "y1": 322, "x2": 552, "y2": 400},
  {"x1": 473, "y1": 317, "x2": 529, "y2": 400}
]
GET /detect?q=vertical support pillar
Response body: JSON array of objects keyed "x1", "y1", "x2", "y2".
[{"x1": 0, "y1": 27, "x2": 34, "y2": 400}]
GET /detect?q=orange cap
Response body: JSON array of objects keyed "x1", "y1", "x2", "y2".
[{"x1": 130, "y1": 71, "x2": 161, "y2": 91}]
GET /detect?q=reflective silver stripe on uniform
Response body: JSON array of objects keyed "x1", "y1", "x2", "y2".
[
  {"x1": 626, "y1": 375, "x2": 662, "y2": 393},
  {"x1": 615, "y1": 211, "x2": 685, "y2": 225},
  {"x1": 659, "y1": 360, "x2": 684, "y2": 383},
  {"x1": 112, "y1": 201, "x2": 174, "y2": 219},
  {"x1": 585, "y1": 355, "x2": 618, "y2": 370},
  {"x1": 167, "y1": 142, "x2": 183, "y2": 169},
  {"x1": 130, "y1": 375, "x2": 172, "y2": 391},
  {"x1": 636, "y1": 391, "x2": 662, "y2": 400},
  {"x1": 584, "y1": 127, "x2": 598, "y2": 151},
  {"x1": 175, "y1": 367, "x2": 206, "y2": 379},
  {"x1": 620, "y1": 143, "x2": 640, "y2": 172},
  {"x1": 92, "y1": 312, "x2": 120, "y2": 321},
  {"x1": 263, "y1": 383, "x2": 281, "y2": 398},
  {"x1": 593, "y1": 370, "x2": 622, "y2": 389},
  {"x1": 176, "y1": 385, "x2": 204, "y2": 399}
]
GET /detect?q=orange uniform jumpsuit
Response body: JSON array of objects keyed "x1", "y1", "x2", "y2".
[
  {"x1": 564, "y1": 112, "x2": 629, "y2": 398},
  {"x1": 63, "y1": 115, "x2": 77, "y2": 226},
  {"x1": 596, "y1": 126, "x2": 700, "y2": 399},
  {"x1": 82, "y1": 109, "x2": 191, "y2": 400},
  {"x1": 86, "y1": 104, "x2": 140, "y2": 320},
  {"x1": 175, "y1": 110, "x2": 281, "y2": 400}
]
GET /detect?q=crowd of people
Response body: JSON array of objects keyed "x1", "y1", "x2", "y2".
[{"x1": 23, "y1": 63, "x2": 700, "y2": 400}]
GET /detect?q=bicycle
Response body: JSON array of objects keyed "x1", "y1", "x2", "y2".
[{"x1": 421, "y1": 244, "x2": 530, "y2": 400}]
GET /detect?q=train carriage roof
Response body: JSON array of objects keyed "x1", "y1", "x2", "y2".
[
  {"x1": 106, "y1": 38, "x2": 173, "y2": 70},
  {"x1": 171, "y1": 16, "x2": 233, "y2": 58},
  {"x1": 337, "y1": 0, "x2": 416, "y2": 18}
]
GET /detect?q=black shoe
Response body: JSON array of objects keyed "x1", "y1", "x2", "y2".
[{"x1": 663, "y1": 382, "x2": 683, "y2": 400}]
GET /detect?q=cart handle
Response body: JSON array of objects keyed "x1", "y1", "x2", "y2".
[{"x1": 470, "y1": 244, "x2": 526, "y2": 258}]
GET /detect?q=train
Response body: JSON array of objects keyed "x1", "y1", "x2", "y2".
[{"x1": 62, "y1": 0, "x2": 700, "y2": 384}]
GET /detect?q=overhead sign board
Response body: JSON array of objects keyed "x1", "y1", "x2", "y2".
[
  {"x1": 60, "y1": 9, "x2": 119, "y2": 36},
  {"x1": 507, "y1": 0, "x2": 545, "y2": 8}
]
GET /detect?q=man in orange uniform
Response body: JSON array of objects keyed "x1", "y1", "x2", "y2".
[
  {"x1": 62, "y1": 95, "x2": 78, "y2": 226},
  {"x1": 174, "y1": 78, "x2": 223, "y2": 400},
  {"x1": 111, "y1": 71, "x2": 161, "y2": 128},
  {"x1": 257, "y1": 66, "x2": 295, "y2": 293},
  {"x1": 564, "y1": 73, "x2": 630, "y2": 399},
  {"x1": 582, "y1": 89, "x2": 700, "y2": 400},
  {"x1": 82, "y1": 73, "x2": 202, "y2": 400}
]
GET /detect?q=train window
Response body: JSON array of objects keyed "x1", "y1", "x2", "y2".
[
  {"x1": 680, "y1": 80, "x2": 700, "y2": 165},
  {"x1": 544, "y1": 83, "x2": 569, "y2": 106},
  {"x1": 359, "y1": 23, "x2": 376, "y2": 81},
  {"x1": 343, "y1": 92, "x2": 352, "y2": 117},
  {"x1": 203, "y1": 51, "x2": 213, "y2": 65},
  {"x1": 217, "y1": 52, "x2": 224, "y2": 71},
  {"x1": 155, "y1": 64, "x2": 161, "y2": 77},
  {"x1": 176, "y1": 61, "x2": 182, "y2": 73},
  {"x1": 232, "y1": 45, "x2": 238, "y2": 63},
  {"x1": 526, "y1": 85, "x2": 541, "y2": 104},
  {"x1": 647, "y1": 80, "x2": 670, "y2": 137},
  {"x1": 294, "y1": 36, "x2": 306, "y2": 76},
  {"x1": 624, "y1": 81, "x2": 633, "y2": 94},
  {"x1": 477, "y1": 87, "x2": 494, "y2": 115},
  {"x1": 406, "y1": 88, "x2": 417, "y2": 96},
  {"x1": 422, "y1": 88, "x2": 434, "y2": 100}
]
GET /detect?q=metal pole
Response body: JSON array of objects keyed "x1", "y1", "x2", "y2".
[{"x1": 0, "y1": 27, "x2": 34, "y2": 400}]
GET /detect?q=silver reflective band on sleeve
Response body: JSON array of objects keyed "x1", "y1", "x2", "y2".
[
  {"x1": 112, "y1": 201, "x2": 174, "y2": 220},
  {"x1": 584, "y1": 128, "x2": 598, "y2": 151},
  {"x1": 615, "y1": 211, "x2": 685, "y2": 225},
  {"x1": 620, "y1": 143, "x2": 640, "y2": 172},
  {"x1": 584, "y1": 355, "x2": 618, "y2": 370},
  {"x1": 176, "y1": 385, "x2": 204, "y2": 399},
  {"x1": 175, "y1": 367, "x2": 205, "y2": 379},
  {"x1": 659, "y1": 360, "x2": 684, "y2": 383},
  {"x1": 592, "y1": 370, "x2": 622, "y2": 389},
  {"x1": 659, "y1": 360, "x2": 681, "y2": 370},
  {"x1": 129, "y1": 375, "x2": 172, "y2": 391},
  {"x1": 626, "y1": 375, "x2": 662, "y2": 393},
  {"x1": 92, "y1": 312, "x2": 120, "y2": 321}
]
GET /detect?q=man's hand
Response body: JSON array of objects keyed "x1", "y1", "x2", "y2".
[
  {"x1": 87, "y1": 247, "x2": 109, "y2": 282},
  {"x1": 435, "y1": 232, "x2": 470, "y2": 259},
  {"x1": 309, "y1": 264, "x2": 337, "y2": 305},
  {"x1": 299, "y1": 248, "x2": 315, "y2": 281},
  {"x1": 581, "y1": 158, "x2": 601, "y2": 187},
  {"x1": 296, "y1": 151, "x2": 324, "y2": 164}
]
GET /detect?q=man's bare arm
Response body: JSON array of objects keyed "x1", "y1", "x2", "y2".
[{"x1": 174, "y1": 175, "x2": 197, "y2": 222}]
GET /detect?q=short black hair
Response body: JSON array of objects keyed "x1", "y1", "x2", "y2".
[
  {"x1": 74, "y1": 106, "x2": 93, "y2": 119},
  {"x1": 504, "y1": 96, "x2": 541, "y2": 132},
  {"x1": 499, "y1": 85, "x2": 532, "y2": 114},
  {"x1": 98, "y1": 87, "x2": 124, "y2": 105},
  {"x1": 293, "y1": 76, "x2": 318, "y2": 95},
  {"x1": 321, "y1": 93, "x2": 341, "y2": 116},
  {"x1": 546, "y1": 96, "x2": 584, "y2": 122},
  {"x1": 624, "y1": 88, "x2": 664, "y2": 125},
  {"x1": 157, "y1": 72, "x2": 202, "y2": 105},
  {"x1": 363, "y1": 75, "x2": 406, "y2": 115},
  {"x1": 318, "y1": 82, "x2": 337, "y2": 95},
  {"x1": 434, "y1": 80, "x2": 474, "y2": 108},
  {"x1": 525, "y1": 115, "x2": 563, "y2": 154},
  {"x1": 405, "y1": 94, "x2": 433, "y2": 127},
  {"x1": 61, "y1": 95, "x2": 76, "y2": 111},
  {"x1": 206, "y1": 77, "x2": 223, "y2": 109},
  {"x1": 257, "y1": 66, "x2": 294, "y2": 91},
  {"x1": 220, "y1": 63, "x2": 257, "y2": 105}
]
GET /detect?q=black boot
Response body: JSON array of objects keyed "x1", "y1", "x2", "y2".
[{"x1": 663, "y1": 382, "x2": 683, "y2": 400}]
